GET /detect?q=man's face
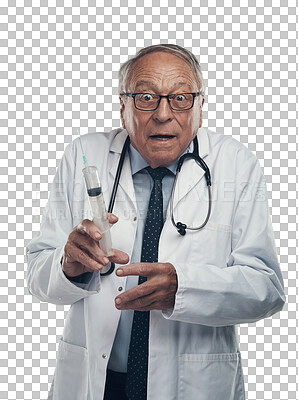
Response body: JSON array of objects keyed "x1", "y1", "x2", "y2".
[{"x1": 120, "y1": 52, "x2": 204, "y2": 168}]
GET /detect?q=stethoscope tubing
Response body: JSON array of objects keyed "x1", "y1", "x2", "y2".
[
  {"x1": 170, "y1": 168, "x2": 212, "y2": 235},
  {"x1": 108, "y1": 135, "x2": 212, "y2": 236},
  {"x1": 108, "y1": 135, "x2": 131, "y2": 214}
]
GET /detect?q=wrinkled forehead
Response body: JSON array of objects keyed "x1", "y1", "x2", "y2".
[{"x1": 126, "y1": 52, "x2": 200, "y2": 92}]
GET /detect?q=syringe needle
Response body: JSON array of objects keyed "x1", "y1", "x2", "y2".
[{"x1": 77, "y1": 129, "x2": 88, "y2": 167}]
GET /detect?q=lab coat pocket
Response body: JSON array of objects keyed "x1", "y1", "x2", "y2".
[
  {"x1": 178, "y1": 352, "x2": 245, "y2": 400},
  {"x1": 189, "y1": 222, "x2": 232, "y2": 269},
  {"x1": 53, "y1": 338, "x2": 88, "y2": 400}
]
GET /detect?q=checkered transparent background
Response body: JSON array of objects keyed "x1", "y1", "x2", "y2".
[{"x1": 1, "y1": 0, "x2": 297, "y2": 399}]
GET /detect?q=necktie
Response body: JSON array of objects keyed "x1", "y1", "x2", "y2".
[{"x1": 125, "y1": 166, "x2": 169, "y2": 400}]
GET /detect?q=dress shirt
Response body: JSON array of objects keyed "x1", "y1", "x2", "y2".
[{"x1": 108, "y1": 144, "x2": 184, "y2": 373}]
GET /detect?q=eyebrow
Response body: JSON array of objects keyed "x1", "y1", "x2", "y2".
[{"x1": 134, "y1": 80, "x2": 194, "y2": 92}]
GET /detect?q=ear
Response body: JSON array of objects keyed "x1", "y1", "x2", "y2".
[
  {"x1": 119, "y1": 95, "x2": 126, "y2": 129},
  {"x1": 199, "y1": 97, "x2": 204, "y2": 128}
]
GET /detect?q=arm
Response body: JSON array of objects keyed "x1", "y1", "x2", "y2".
[
  {"x1": 163, "y1": 156, "x2": 286, "y2": 326},
  {"x1": 26, "y1": 143, "x2": 128, "y2": 305},
  {"x1": 26, "y1": 143, "x2": 89, "y2": 305},
  {"x1": 114, "y1": 155, "x2": 286, "y2": 326}
]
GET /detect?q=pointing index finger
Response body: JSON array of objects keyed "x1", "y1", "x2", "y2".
[{"x1": 116, "y1": 263, "x2": 154, "y2": 277}]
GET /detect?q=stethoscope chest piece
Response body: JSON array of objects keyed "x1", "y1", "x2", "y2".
[{"x1": 176, "y1": 222, "x2": 187, "y2": 236}]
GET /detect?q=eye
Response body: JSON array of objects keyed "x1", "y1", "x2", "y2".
[
  {"x1": 174, "y1": 94, "x2": 187, "y2": 102},
  {"x1": 141, "y1": 93, "x2": 154, "y2": 101}
]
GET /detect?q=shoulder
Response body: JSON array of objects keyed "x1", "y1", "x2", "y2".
[
  {"x1": 73, "y1": 128, "x2": 125, "y2": 151},
  {"x1": 204, "y1": 127, "x2": 258, "y2": 167},
  {"x1": 201, "y1": 128, "x2": 262, "y2": 183},
  {"x1": 66, "y1": 128, "x2": 127, "y2": 160},
  {"x1": 205, "y1": 128, "x2": 253, "y2": 155}
]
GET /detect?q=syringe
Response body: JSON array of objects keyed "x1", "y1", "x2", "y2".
[
  {"x1": 79, "y1": 134, "x2": 114, "y2": 275},
  {"x1": 82, "y1": 166, "x2": 114, "y2": 274}
]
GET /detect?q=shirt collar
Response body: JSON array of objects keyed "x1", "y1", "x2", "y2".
[
  {"x1": 129, "y1": 144, "x2": 190, "y2": 176},
  {"x1": 111, "y1": 127, "x2": 209, "y2": 159}
]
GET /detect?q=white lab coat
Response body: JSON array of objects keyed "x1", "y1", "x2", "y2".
[{"x1": 26, "y1": 127, "x2": 285, "y2": 400}]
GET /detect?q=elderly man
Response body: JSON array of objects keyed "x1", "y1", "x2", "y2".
[{"x1": 26, "y1": 44, "x2": 285, "y2": 400}]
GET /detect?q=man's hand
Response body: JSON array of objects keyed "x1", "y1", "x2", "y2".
[
  {"x1": 114, "y1": 262, "x2": 178, "y2": 311},
  {"x1": 62, "y1": 214, "x2": 129, "y2": 278}
]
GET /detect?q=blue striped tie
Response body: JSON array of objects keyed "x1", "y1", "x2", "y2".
[{"x1": 125, "y1": 166, "x2": 169, "y2": 400}]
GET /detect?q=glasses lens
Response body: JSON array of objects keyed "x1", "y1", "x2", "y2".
[
  {"x1": 170, "y1": 93, "x2": 193, "y2": 110},
  {"x1": 135, "y1": 94, "x2": 159, "y2": 110}
]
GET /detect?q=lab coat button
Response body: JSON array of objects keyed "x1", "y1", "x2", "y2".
[
  {"x1": 133, "y1": 216, "x2": 137, "y2": 221},
  {"x1": 102, "y1": 354, "x2": 108, "y2": 359},
  {"x1": 118, "y1": 286, "x2": 123, "y2": 292}
]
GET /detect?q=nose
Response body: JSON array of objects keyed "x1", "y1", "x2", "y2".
[{"x1": 152, "y1": 97, "x2": 173, "y2": 122}]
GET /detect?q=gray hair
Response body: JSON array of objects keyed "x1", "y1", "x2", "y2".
[{"x1": 118, "y1": 44, "x2": 205, "y2": 96}]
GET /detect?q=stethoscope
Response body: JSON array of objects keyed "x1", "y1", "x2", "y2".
[{"x1": 108, "y1": 135, "x2": 212, "y2": 236}]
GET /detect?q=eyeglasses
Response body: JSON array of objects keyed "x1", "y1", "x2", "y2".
[{"x1": 121, "y1": 92, "x2": 202, "y2": 111}]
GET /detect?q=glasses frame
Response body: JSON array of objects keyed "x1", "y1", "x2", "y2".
[{"x1": 121, "y1": 92, "x2": 202, "y2": 111}]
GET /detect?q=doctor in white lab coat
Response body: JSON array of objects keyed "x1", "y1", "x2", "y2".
[{"x1": 26, "y1": 45, "x2": 285, "y2": 400}]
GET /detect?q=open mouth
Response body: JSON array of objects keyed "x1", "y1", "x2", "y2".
[{"x1": 150, "y1": 134, "x2": 175, "y2": 140}]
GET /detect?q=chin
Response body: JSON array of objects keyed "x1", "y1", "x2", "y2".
[{"x1": 148, "y1": 158, "x2": 174, "y2": 169}]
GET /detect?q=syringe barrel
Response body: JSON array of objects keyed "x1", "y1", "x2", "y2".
[
  {"x1": 82, "y1": 166, "x2": 102, "y2": 196},
  {"x1": 82, "y1": 166, "x2": 113, "y2": 265}
]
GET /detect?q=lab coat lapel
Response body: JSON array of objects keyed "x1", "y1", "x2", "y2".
[
  {"x1": 109, "y1": 130, "x2": 136, "y2": 210},
  {"x1": 171, "y1": 159, "x2": 205, "y2": 210},
  {"x1": 171, "y1": 127, "x2": 210, "y2": 210}
]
